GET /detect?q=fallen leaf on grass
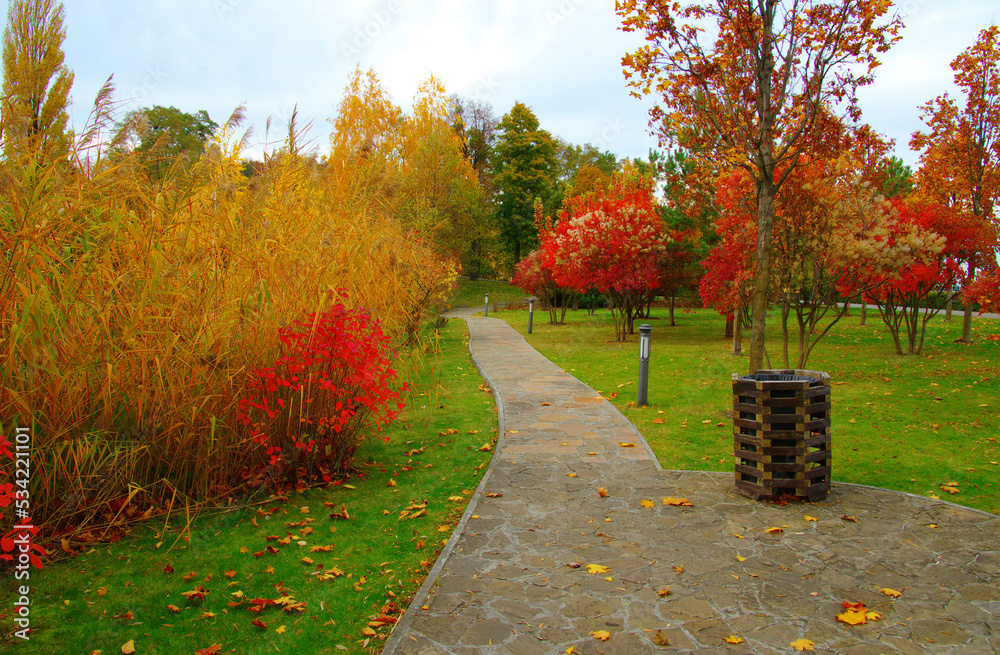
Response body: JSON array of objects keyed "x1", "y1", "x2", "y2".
[
  {"x1": 641, "y1": 499, "x2": 655, "y2": 508},
  {"x1": 586, "y1": 564, "x2": 610, "y2": 575},
  {"x1": 275, "y1": 625, "x2": 286, "y2": 634},
  {"x1": 180, "y1": 586, "x2": 210, "y2": 602},
  {"x1": 120, "y1": 641, "x2": 136, "y2": 654},
  {"x1": 329, "y1": 504, "x2": 350, "y2": 520},
  {"x1": 724, "y1": 635, "x2": 744, "y2": 644},
  {"x1": 438, "y1": 428, "x2": 459, "y2": 436},
  {"x1": 387, "y1": 479, "x2": 397, "y2": 487},
  {"x1": 166, "y1": 604, "x2": 181, "y2": 613},
  {"x1": 361, "y1": 627, "x2": 377, "y2": 637},
  {"x1": 477, "y1": 443, "x2": 492, "y2": 452},
  {"x1": 251, "y1": 619, "x2": 267, "y2": 629},
  {"x1": 661, "y1": 497, "x2": 692, "y2": 506},
  {"x1": 97, "y1": 587, "x2": 107, "y2": 596},
  {"x1": 790, "y1": 638, "x2": 815, "y2": 651},
  {"x1": 224, "y1": 569, "x2": 237, "y2": 578},
  {"x1": 194, "y1": 645, "x2": 222, "y2": 655},
  {"x1": 598, "y1": 485, "x2": 610, "y2": 498},
  {"x1": 940, "y1": 482, "x2": 960, "y2": 495},
  {"x1": 652, "y1": 418, "x2": 665, "y2": 424},
  {"x1": 591, "y1": 630, "x2": 611, "y2": 641}
]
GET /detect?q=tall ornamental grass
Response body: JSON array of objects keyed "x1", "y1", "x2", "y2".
[{"x1": 0, "y1": 87, "x2": 456, "y2": 551}]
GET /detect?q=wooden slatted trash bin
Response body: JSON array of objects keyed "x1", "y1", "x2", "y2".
[{"x1": 732, "y1": 369, "x2": 832, "y2": 501}]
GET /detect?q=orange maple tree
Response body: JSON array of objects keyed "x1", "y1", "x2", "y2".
[
  {"x1": 618, "y1": 0, "x2": 903, "y2": 371},
  {"x1": 910, "y1": 25, "x2": 1000, "y2": 341}
]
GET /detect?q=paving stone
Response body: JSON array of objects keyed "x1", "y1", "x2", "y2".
[{"x1": 380, "y1": 311, "x2": 1000, "y2": 655}]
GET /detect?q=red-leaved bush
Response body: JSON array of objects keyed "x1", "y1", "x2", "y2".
[{"x1": 237, "y1": 294, "x2": 405, "y2": 486}]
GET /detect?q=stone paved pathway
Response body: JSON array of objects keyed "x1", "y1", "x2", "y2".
[{"x1": 382, "y1": 313, "x2": 1000, "y2": 655}]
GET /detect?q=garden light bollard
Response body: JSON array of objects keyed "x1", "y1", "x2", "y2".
[
  {"x1": 485, "y1": 293, "x2": 489, "y2": 317},
  {"x1": 637, "y1": 324, "x2": 652, "y2": 406},
  {"x1": 528, "y1": 298, "x2": 534, "y2": 334}
]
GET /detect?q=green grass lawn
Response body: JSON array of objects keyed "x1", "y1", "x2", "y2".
[
  {"x1": 1, "y1": 320, "x2": 496, "y2": 654},
  {"x1": 490, "y1": 304, "x2": 1000, "y2": 515},
  {"x1": 447, "y1": 278, "x2": 526, "y2": 310}
]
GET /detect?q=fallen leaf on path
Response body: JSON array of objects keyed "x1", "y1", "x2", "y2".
[
  {"x1": 841, "y1": 515, "x2": 858, "y2": 522},
  {"x1": 591, "y1": 630, "x2": 611, "y2": 641},
  {"x1": 673, "y1": 564, "x2": 684, "y2": 573},
  {"x1": 619, "y1": 442, "x2": 636, "y2": 447},
  {"x1": 736, "y1": 555, "x2": 746, "y2": 562},
  {"x1": 662, "y1": 497, "x2": 692, "y2": 506},
  {"x1": 653, "y1": 630, "x2": 669, "y2": 646},
  {"x1": 837, "y1": 601, "x2": 872, "y2": 626},
  {"x1": 880, "y1": 587, "x2": 902, "y2": 598},
  {"x1": 803, "y1": 515, "x2": 818, "y2": 522},
  {"x1": 586, "y1": 564, "x2": 610, "y2": 575},
  {"x1": 765, "y1": 527, "x2": 784, "y2": 534},
  {"x1": 598, "y1": 485, "x2": 609, "y2": 498},
  {"x1": 724, "y1": 635, "x2": 744, "y2": 644},
  {"x1": 657, "y1": 586, "x2": 671, "y2": 597},
  {"x1": 566, "y1": 473, "x2": 578, "y2": 477},
  {"x1": 640, "y1": 499, "x2": 655, "y2": 508},
  {"x1": 790, "y1": 638, "x2": 815, "y2": 651}
]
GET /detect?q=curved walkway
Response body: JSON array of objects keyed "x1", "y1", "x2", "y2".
[{"x1": 383, "y1": 313, "x2": 1000, "y2": 655}]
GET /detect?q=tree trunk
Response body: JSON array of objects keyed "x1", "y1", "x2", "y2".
[
  {"x1": 669, "y1": 294, "x2": 676, "y2": 326},
  {"x1": 733, "y1": 317, "x2": 743, "y2": 356},
  {"x1": 725, "y1": 316, "x2": 734, "y2": 338},
  {"x1": 860, "y1": 297, "x2": 867, "y2": 326},
  {"x1": 958, "y1": 264, "x2": 976, "y2": 343},
  {"x1": 749, "y1": 175, "x2": 776, "y2": 373}
]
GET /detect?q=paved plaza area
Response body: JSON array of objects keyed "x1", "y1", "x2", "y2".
[{"x1": 382, "y1": 312, "x2": 1000, "y2": 654}]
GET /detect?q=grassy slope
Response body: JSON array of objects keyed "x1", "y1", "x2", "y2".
[
  {"x1": 2, "y1": 320, "x2": 495, "y2": 654},
  {"x1": 492, "y1": 305, "x2": 1000, "y2": 515},
  {"x1": 447, "y1": 278, "x2": 525, "y2": 310}
]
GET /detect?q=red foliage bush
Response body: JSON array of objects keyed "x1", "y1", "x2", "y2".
[{"x1": 237, "y1": 294, "x2": 405, "y2": 486}]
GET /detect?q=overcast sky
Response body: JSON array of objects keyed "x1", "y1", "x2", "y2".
[{"x1": 30, "y1": 1, "x2": 1000, "y2": 167}]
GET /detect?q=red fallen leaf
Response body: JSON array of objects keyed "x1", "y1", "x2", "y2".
[
  {"x1": 266, "y1": 545, "x2": 280, "y2": 554},
  {"x1": 182, "y1": 571, "x2": 197, "y2": 580},
  {"x1": 180, "y1": 585, "x2": 210, "y2": 602},
  {"x1": 251, "y1": 619, "x2": 267, "y2": 629},
  {"x1": 194, "y1": 645, "x2": 222, "y2": 655},
  {"x1": 166, "y1": 604, "x2": 181, "y2": 612},
  {"x1": 841, "y1": 515, "x2": 859, "y2": 523},
  {"x1": 253, "y1": 549, "x2": 266, "y2": 558},
  {"x1": 224, "y1": 569, "x2": 237, "y2": 578},
  {"x1": 329, "y1": 504, "x2": 350, "y2": 520},
  {"x1": 163, "y1": 563, "x2": 174, "y2": 574},
  {"x1": 251, "y1": 517, "x2": 258, "y2": 527},
  {"x1": 264, "y1": 535, "x2": 281, "y2": 541},
  {"x1": 112, "y1": 610, "x2": 134, "y2": 620}
]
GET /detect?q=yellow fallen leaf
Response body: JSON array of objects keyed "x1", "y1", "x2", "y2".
[
  {"x1": 724, "y1": 635, "x2": 744, "y2": 644},
  {"x1": 880, "y1": 587, "x2": 902, "y2": 598},
  {"x1": 803, "y1": 515, "x2": 818, "y2": 522},
  {"x1": 565, "y1": 647, "x2": 575, "y2": 655},
  {"x1": 586, "y1": 563, "x2": 610, "y2": 575},
  {"x1": 672, "y1": 564, "x2": 683, "y2": 573},
  {"x1": 736, "y1": 555, "x2": 746, "y2": 562},
  {"x1": 591, "y1": 630, "x2": 611, "y2": 642},
  {"x1": 120, "y1": 641, "x2": 136, "y2": 655},
  {"x1": 790, "y1": 638, "x2": 815, "y2": 651},
  {"x1": 866, "y1": 611, "x2": 882, "y2": 621},
  {"x1": 657, "y1": 586, "x2": 671, "y2": 597},
  {"x1": 342, "y1": 484, "x2": 356, "y2": 490},
  {"x1": 386, "y1": 479, "x2": 397, "y2": 487},
  {"x1": 604, "y1": 576, "x2": 613, "y2": 581},
  {"x1": 275, "y1": 625, "x2": 287, "y2": 634},
  {"x1": 836, "y1": 602, "x2": 869, "y2": 626},
  {"x1": 640, "y1": 499, "x2": 655, "y2": 508},
  {"x1": 478, "y1": 443, "x2": 492, "y2": 452},
  {"x1": 541, "y1": 402, "x2": 551, "y2": 406},
  {"x1": 361, "y1": 627, "x2": 377, "y2": 637},
  {"x1": 652, "y1": 418, "x2": 665, "y2": 424},
  {"x1": 652, "y1": 629, "x2": 669, "y2": 646},
  {"x1": 764, "y1": 527, "x2": 784, "y2": 534},
  {"x1": 661, "y1": 496, "x2": 692, "y2": 506},
  {"x1": 619, "y1": 442, "x2": 636, "y2": 447},
  {"x1": 566, "y1": 473, "x2": 578, "y2": 478},
  {"x1": 447, "y1": 496, "x2": 464, "y2": 502},
  {"x1": 598, "y1": 485, "x2": 610, "y2": 498},
  {"x1": 941, "y1": 484, "x2": 959, "y2": 494},
  {"x1": 702, "y1": 419, "x2": 711, "y2": 424}
]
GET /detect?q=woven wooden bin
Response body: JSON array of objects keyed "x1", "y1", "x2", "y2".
[{"x1": 732, "y1": 369, "x2": 832, "y2": 501}]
